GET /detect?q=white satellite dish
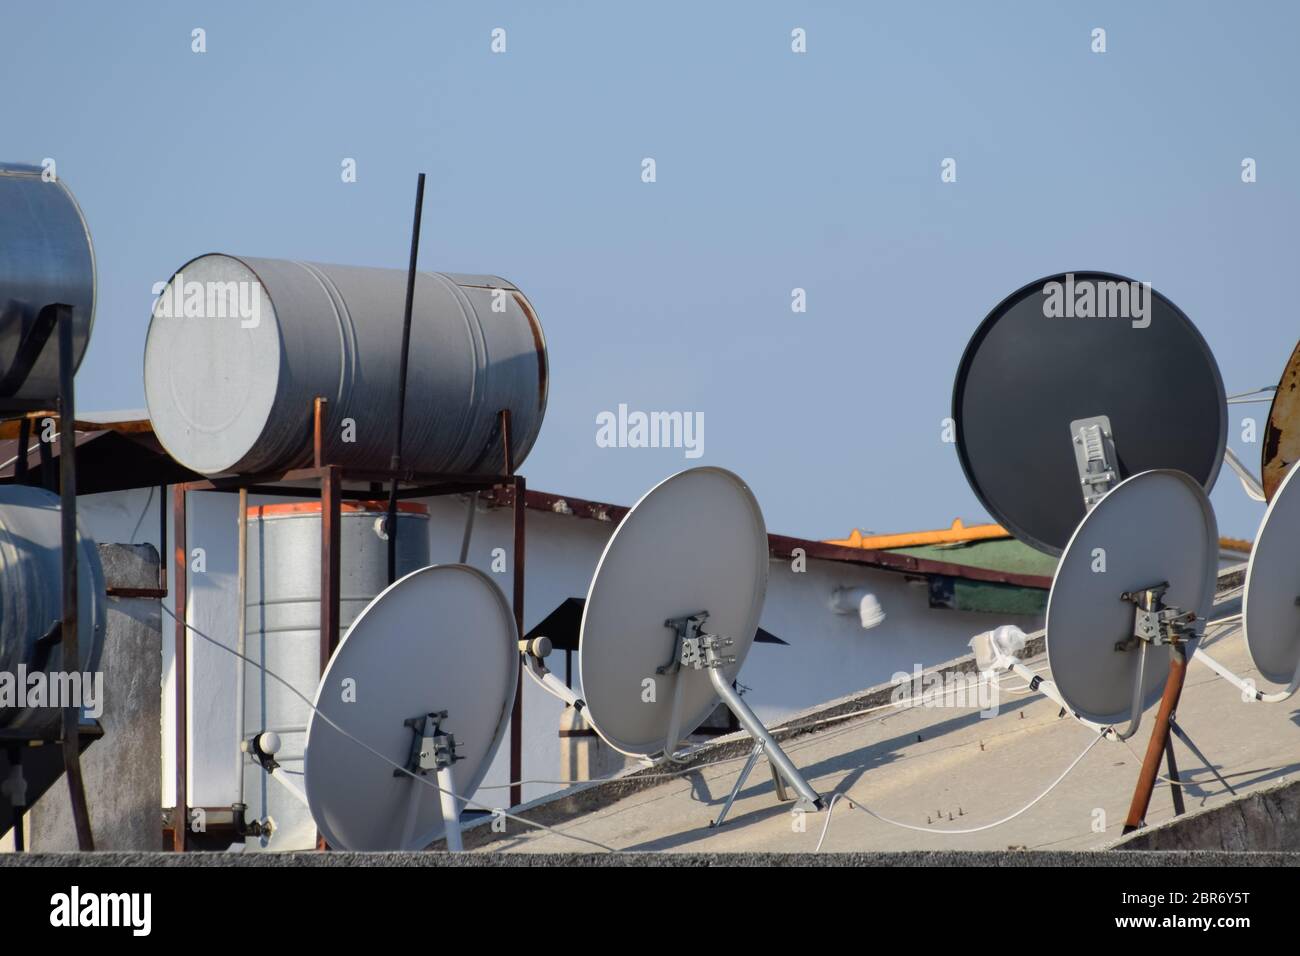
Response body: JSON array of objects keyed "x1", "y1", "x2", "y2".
[
  {"x1": 1243, "y1": 460, "x2": 1300, "y2": 686},
  {"x1": 1047, "y1": 470, "x2": 1218, "y2": 727},
  {"x1": 285, "y1": 564, "x2": 517, "y2": 851},
  {"x1": 972, "y1": 470, "x2": 1238, "y2": 833},
  {"x1": 576, "y1": 466, "x2": 822, "y2": 826},
  {"x1": 1193, "y1": 457, "x2": 1300, "y2": 700},
  {"x1": 1044, "y1": 469, "x2": 1226, "y2": 832}
]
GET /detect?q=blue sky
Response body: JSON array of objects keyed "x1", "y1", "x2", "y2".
[{"x1": 6, "y1": 1, "x2": 1297, "y2": 541}]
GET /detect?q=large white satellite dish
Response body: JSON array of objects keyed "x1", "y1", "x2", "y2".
[
  {"x1": 576, "y1": 466, "x2": 822, "y2": 825},
  {"x1": 1047, "y1": 470, "x2": 1217, "y2": 726},
  {"x1": 1044, "y1": 469, "x2": 1221, "y2": 832},
  {"x1": 579, "y1": 467, "x2": 766, "y2": 756},
  {"x1": 293, "y1": 563, "x2": 517, "y2": 851}
]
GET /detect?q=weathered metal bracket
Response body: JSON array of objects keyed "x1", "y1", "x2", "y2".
[
  {"x1": 397, "y1": 711, "x2": 461, "y2": 777},
  {"x1": 1116, "y1": 582, "x2": 1199, "y2": 652}
]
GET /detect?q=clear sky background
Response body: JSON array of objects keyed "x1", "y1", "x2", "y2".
[{"x1": 6, "y1": 1, "x2": 1296, "y2": 542}]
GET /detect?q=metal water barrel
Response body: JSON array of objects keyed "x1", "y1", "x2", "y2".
[
  {"x1": 242, "y1": 500, "x2": 430, "y2": 850},
  {"x1": 0, "y1": 486, "x2": 106, "y2": 733},
  {"x1": 0, "y1": 163, "x2": 96, "y2": 399},
  {"x1": 142, "y1": 254, "x2": 548, "y2": 476}
]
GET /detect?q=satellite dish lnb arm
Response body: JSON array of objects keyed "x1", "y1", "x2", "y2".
[
  {"x1": 969, "y1": 629, "x2": 1114, "y2": 737},
  {"x1": 1191, "y1": 646, "x2": 1300, "y2": 703},
  {"x1": 521, "y1": 639, "x2": 585, "y2": 710},
  {"x1": 243, "y1": 731, "x2": 311, "y2": 808},
  {"x1": 267, "y1": 766, "x2": 310, "y2": 809},
  {"x1": 1223, "y1": 446, "x2": 1266, "y2": 503},
  {"x1": 1001, "y1": 658, "x2": 1114, "y2": 736},
  {"x1": 1108, "y1": 640, "x2": 1149, "y2": 742}
]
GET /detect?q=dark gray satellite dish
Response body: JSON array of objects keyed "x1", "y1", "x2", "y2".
[{"x1": 953, "y1": 272, "x2": 1227, "y2": 555}]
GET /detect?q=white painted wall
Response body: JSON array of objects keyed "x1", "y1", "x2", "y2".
[{"x1": 73, "y1": 486, "x2": 1043, "y2": 824}]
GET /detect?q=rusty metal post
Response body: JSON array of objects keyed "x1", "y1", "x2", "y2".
[
  {"x1": 158, "y1": 483, "x2": 168, "y2": 594},
  {"x1": 1123, "y1": 644, "x2": 1188, "y2": 833},
  {"x1": 173, "y1": 483, "x2": 188, "y2": 850},
  {"x1": 317, "y1": 464, "x2": 342, "y2": 851},
  {"x1": 510, "y1": 474, "x2": 526, "y2": 809},
  {"x1": 320, "y1": 466, "x2": 342, "y2": 666},
  {"x1": 235, "y1": 487, "x2": 248, "y2": 812},
  {"x1": 313, "y1": 396, "x2": 328, "y2": 469},
  {"x1": 56, "y1": 305, "x2": 94, "y2": 851},
  {"x1": 498, "y1": 409, "x2": 525, "y2": 807}
]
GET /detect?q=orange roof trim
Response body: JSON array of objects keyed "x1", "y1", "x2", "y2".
[
  {"x1": 826, "y1": 519, "x2": 1254, "y2": 556},
  {"x1": 826, "y1": 519, "x2": 1009, "y2": 550}
]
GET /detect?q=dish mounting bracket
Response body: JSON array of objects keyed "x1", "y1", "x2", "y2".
[
  {"x1": 396, "y1": 710, "x2": 466, "y2": 852},
  {"x1": 397, "y1": 711, "x2": 461, "y2": 777},
  {"x1": 1117, "y1": 583, "x2": 1199, "y2": 652},
  {"x1": 660, "y1": 612, "x2": 824, "y2": 825}
]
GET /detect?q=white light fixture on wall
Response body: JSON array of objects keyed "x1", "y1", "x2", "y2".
[{"x1": 829, "y1": 587, "x2": 886, "y2": 630}]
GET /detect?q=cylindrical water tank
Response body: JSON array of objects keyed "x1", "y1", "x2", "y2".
[
  {"x1": 0, "y1": 486, "x2": 105, "y2": 733},
  {"x1": 242, "y1": 500, "x2": 430, "y2": 850},
  {"x1": 0, "y1": 163, "x2": 96, "y2": 399},
  {"x1": 142, "y1": 254, "x2": 548, "y2": 476}
]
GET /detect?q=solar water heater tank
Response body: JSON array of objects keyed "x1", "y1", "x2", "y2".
[
  {"x1": 0, "y1": 163, "x2": 96, "y2": 399},
  {"x1": 143, "y1": 254, "x2": 548, "y2": 476},
  {"x1": 0, "y1": 486, "x2": 106, "y2": 734}
]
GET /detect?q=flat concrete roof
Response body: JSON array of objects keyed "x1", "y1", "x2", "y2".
[{"x1": 455, "y1": 571, "x2": 1300, "y2": 856}]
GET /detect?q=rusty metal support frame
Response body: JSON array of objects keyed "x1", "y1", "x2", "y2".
[
  {"x1": 169, "y1": 399, "x2": 528, "y2": 849},
  {"x1": 0, "y1": 305, "x2": 97, "y2": 851},
  {"x1": 172, "y1": 482, "x2": 188, "y2": 850},
  {"x1": 502, "y1": 409, "x2": 526, "y2": 810},
  {"x1": 55, "y1": 306, "x2": 94, "y2": 851}
]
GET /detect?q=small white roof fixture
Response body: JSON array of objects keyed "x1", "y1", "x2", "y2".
[{"x1": 829, "y1": 587, "x2": 886, "y2": 630}]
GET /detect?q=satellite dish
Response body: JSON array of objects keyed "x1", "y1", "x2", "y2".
[
  {"x1": 580, "y1": 467, "x2": 766, "y2": 755},
  {"x1": 1046, "y1": 470, "x2": 1218, "y2": 725},
  {"x1": 578, "y1": 466, "x2": 822, "y2": 825},
  {"x1": 1261, "y1": 338, "x2": 1300, "y2": 501},
  {"x1": 302, "y1": 564, "x2": 517, "y2": 851},
  {"x1": 1243, "y1": 459, "x2": 1300, "y2": 686},
  {"x1": 953, "y1": 272, "x2": 1227, "y2": 554}
]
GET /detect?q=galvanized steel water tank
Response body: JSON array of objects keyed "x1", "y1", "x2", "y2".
[
  {"x1": 0, "y1": 486, "x2": 106, "y2": 733},
  {"x1": 242, "y1": 500, "x2": 430, "y2": 850},
  {"x1": 0, "y1": 163, "x2": 96, "y2": 399},
  {"x1": 142, "y1": 255, "x2": 548, "y2": 476}
]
